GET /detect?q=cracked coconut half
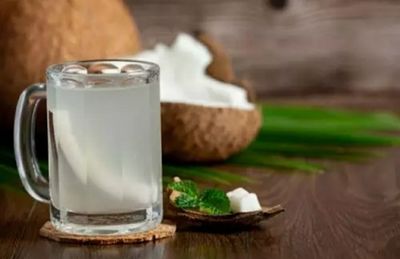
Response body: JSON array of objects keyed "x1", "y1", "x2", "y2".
[{"x1": 130, "y1": 33, "x2": 261, "y2": 162}]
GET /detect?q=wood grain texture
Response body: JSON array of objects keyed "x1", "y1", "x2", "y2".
[
  {"x1": 1, "y1": 96, "x2": 400, "y2": 259},
  {"x1": 125, "y1": 0, "x2": 400, "y2": 95}
]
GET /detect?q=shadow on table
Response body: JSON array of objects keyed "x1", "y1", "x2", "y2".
[{"x1": 41, "y1": 238, "x2": 168, "y2": 259}]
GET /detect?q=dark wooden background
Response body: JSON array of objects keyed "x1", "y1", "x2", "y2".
[{"x1": 125, "y1": 0, "x2": 400, "y2": 96}]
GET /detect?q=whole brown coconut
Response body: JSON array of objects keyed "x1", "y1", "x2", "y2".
[{"x1": 0, "y1": 0, "x2": 141, "y2": 137}]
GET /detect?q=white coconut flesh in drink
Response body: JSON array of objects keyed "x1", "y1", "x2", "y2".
[
  {"x1": 52, "y1": 33, "x2": 260, "y2": 211},
  {"x1": 53, "y1": 110, "x2": 156, "y2": 213}
]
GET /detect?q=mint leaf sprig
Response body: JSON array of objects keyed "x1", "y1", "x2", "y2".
[
  {"x1": 167, "y1": 178, "x2": 231, "y2": 215},
  {"x1": 199, "y1": 189, "x2": 231, "y2": 215}
]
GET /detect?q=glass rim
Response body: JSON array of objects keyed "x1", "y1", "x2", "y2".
[{"x1": 46, "y1": 59, "x2": 159, "y2": 79}]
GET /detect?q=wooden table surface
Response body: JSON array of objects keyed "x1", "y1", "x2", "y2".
[{"x1": 1, "y1": 96, "x2": 400, "y2": 259}]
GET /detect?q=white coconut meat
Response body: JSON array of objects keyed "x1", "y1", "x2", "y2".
[
  {"x1": 227, "y1": 187, "x2": 262, "y2": 213},
  {"x1": 130, "y1": 33, "x2": 254, "y2": 110},
  {"x1": 227, "y1": 187, "x2": 249, "y2": 200},
  {"x1": 52, "y1": 111, "x2": 155, "y2": 213}
]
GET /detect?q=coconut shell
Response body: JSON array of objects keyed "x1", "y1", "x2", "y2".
[
  {"x1": 162, "y1": 33, "x2": 261, "y2": 162},
  {"x1": 161, "y1": 103, "x2": 262, "y2": 162},
  {"x1": 194, "y1": 31, "x2": 236, "y2": 83},
  {"x1": 170, "y1": 205, "x2": 284, "y2": 230},
  {"x1": 0, "y1": 0, "x2": 141, "y2": 135},
  {"x1": 195, "y1": 32, "x2": 256, "y2": 103},
  {"x1": 233, "y1": 79, "x2": 257, "y2": 103}
]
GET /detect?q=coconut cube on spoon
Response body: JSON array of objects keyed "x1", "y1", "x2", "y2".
[
  {"x1": 227, "y1": 188, "x2": 262, "y2": 213},
  {"x1": 227, "y1": 187, "x2": 249, "y2": 200}
]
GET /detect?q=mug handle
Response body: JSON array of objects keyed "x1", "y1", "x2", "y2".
[{"x1": 14, "y1": 83, "x2": 49, "y2": 203}]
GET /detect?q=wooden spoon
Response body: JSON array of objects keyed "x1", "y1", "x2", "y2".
[
  {"x1": 170, "y1": 204, "x2": 284, "y2": 229},
  {"x1": 165, "y1": 191, "x2": 284, "y2": 229},
  {"x1": 165, "y1": 178, "x2": 284, "y2": 230}
]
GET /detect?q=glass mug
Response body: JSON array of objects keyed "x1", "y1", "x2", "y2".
[{"x1": 14, "y1": 60, "x2": 162, "y2": 235}]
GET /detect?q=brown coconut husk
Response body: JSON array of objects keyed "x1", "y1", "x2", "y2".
[
  {"x1": 194, "y1": 30, "x2": 236, "y2": 83},
  {"x1": 0, "y1": 0, "x2": 141, "y2": 139},
  {"x1": 161, "y1": 102, "x2": 261, "y2": 162},
  {"x1": 195, "y1": 31, "x2": 256, "y2": 102}
]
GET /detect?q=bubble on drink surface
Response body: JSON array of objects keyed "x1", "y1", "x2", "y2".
[
  {"x1": 121, "y1": 77, "x2": 148, "y2": 86},
  {"x1": 61, "y1": 64, "x2": 87, "y2": 75},
  {"x1": 60, "y1": 78, "x2": 85, "y2": 89},
  {"x1": 121, "y1": 64, "x2": 145, "y2": 74},
  {"x1": 121, "y1": 64, "x2": 151, "y2": 86},
  {"x1": 87, "y1": 63, "x2": 120, "y2": 74},
  {"x1": 86, "y1": 77, "x2": 114, "y2": 88}
]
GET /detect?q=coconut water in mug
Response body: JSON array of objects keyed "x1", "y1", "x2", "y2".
[{"x1": 14, "y1": 60, "x2": 162, "y2": 235}]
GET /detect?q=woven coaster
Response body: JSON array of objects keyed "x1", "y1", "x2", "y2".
[{"x1": 40, "y1": 221, "x2": 176, "y2": 245}]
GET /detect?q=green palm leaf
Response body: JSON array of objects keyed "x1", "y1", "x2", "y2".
[{"x1": 2, "y1": 104, "x2": 400, "y2": 187}]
